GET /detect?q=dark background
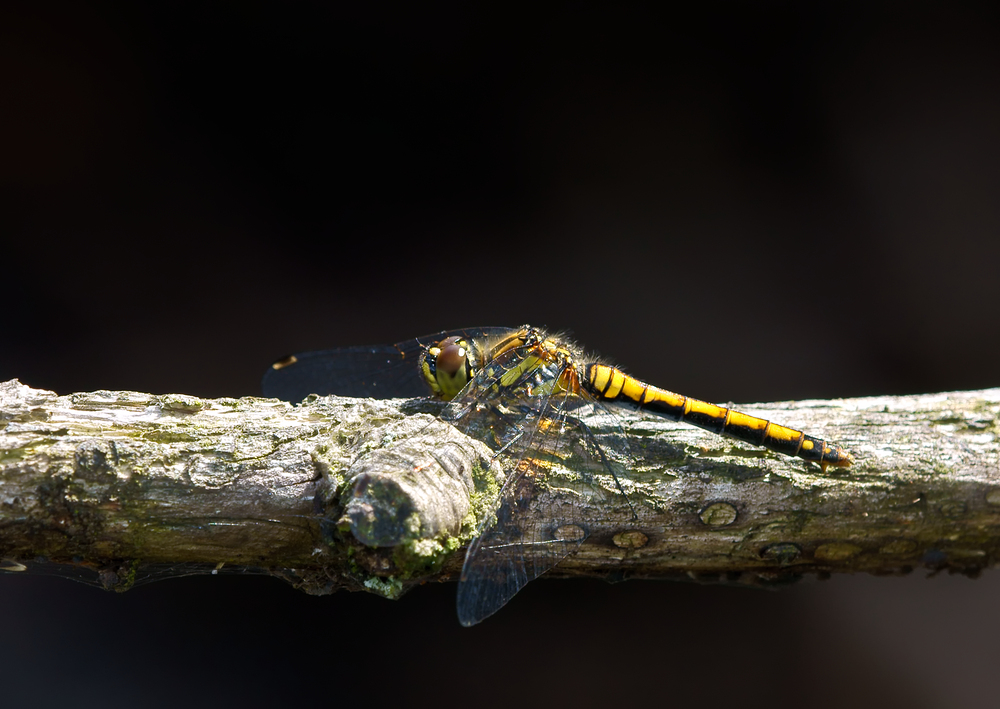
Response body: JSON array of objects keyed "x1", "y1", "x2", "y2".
[{"x1": 3, "y1": 3, "x2": 999, "y2": 707}]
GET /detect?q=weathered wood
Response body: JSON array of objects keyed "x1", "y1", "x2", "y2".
[{"x1": 1, "y1": 378, "x2": 998, "y2": 600}]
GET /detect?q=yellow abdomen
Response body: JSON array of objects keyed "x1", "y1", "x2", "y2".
[{"x1": 585, "y1": 363, "x2": 851, "y2": 470}]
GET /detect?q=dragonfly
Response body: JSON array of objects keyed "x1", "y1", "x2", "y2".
[{"x1": 262, "y1": 325, "x2": 852, "y2": 625}]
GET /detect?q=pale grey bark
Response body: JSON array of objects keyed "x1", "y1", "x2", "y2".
[{"x1": 1, "y1": 378, "x2": 998, "y2": 599}]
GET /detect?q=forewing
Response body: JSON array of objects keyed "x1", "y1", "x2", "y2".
[
  {"x1": 261, "y1": 327, "x2": 511, "y2": 402},
  {"x1": 445, "y1": 349, "x2": 635, "y2": 625},
  {"x1": 456, "y1": 456, "x2": 583, "y2": 626}
]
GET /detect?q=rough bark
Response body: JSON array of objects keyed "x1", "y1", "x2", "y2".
[{"x1": 1, "y1": 378, "x2": 998, "y2": 599}]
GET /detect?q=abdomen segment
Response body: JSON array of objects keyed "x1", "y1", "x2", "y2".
[{"x1": 585, "y1": 364, "x2": 852, "y2": 470}]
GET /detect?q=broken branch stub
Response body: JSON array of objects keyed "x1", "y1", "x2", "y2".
[{"x1": 339, "y1": 416, "x2": 500, "y2": 547}]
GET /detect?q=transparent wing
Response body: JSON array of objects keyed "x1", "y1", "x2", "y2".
[
  {"x1": 444, "y1": 346, "x2": 636, "y2": 626},
  {"x1": 261, "y1": 327, "x2": 512, "y2": 402}
]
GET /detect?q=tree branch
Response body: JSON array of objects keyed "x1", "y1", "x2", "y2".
[{"x1": 1, "y1": 378, "x2": 998, "y2": 599}]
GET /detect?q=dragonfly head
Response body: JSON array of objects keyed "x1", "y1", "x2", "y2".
[{"x1": 420, "y1": 336, "x2": 474, "y2": 400}]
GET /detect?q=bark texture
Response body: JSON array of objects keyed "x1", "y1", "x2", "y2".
[{"x1": 1, "y1": 379, "x2": 998, "y2": 598}]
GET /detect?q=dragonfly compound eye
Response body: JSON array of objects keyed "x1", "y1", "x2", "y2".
[
  {"x1": 435, "y1": 337, "x2": 467, "y2": 376},
  {"x1": 422, "y1": 336, "x2": 472, "y2": 401}
]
